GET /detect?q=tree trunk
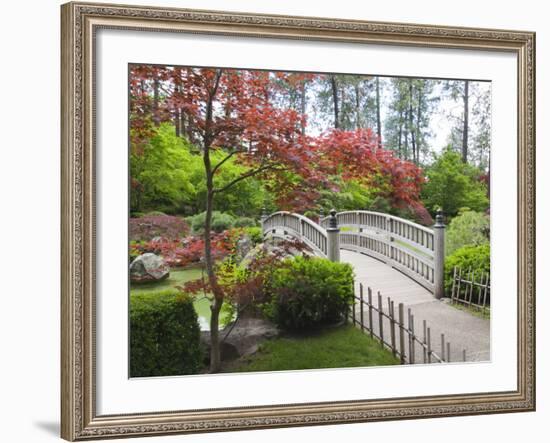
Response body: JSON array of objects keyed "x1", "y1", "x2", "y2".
[
  {"x1": 174, "y1": 109, "x2": 180, "y2": 137},
  {"x1": 330, "y1": 75, "x2": 340, "y2": 129},
  {"x1": 416, "y1": 84, "x2": 423, "y2": 164},
  {"x1": 462, "y1": 80, "x2": 470, "y2": 163},
  {"x1": 153, "y1": 71, "x2": 160, "y2": 126},
  {"x1": 376, "y1": 77, "x2": 382, "y2": 143},
  {"x1": 408, "y1": 80, "x2": 417, "y2": 164},
  {"x1": 202, "y1": 69, "x2": 225, "y2": 373},
  {"x1": 209, "y1": 295, "x2": 223, "y2": 372},
  {"x1": 203, "y1": 178, "x2": 224, "y2": 372},
  {"x1": 300, "y1": 81, "x2": 307, "y2": 135},
  {"x1": 180, "y1": 110, "x2": 186, "y2": 139},
  {"x1": 355, "y1": 83, "x2": 361, "y2": 129},
  {"x1": 397, "y1": 113, "x2": 403, "y2": 158}
]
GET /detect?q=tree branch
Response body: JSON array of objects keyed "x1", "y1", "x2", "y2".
[
  {"x1": 211, "y1": 149, "x2": 247, "y2": 175},
  {"x1": 213, "y1": 163, "x2": 286, "y2": 194}
]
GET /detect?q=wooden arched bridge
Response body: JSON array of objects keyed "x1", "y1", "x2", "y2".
[
  {"x1": 261, "y1": 209, "x2": 446, "y2": 301},
  {"x1": 261, "y1": 210, "x2": 491, "y2": 363}
]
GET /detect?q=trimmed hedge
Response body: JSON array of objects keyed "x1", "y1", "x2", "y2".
[
  {"x1": 130, "y1": 289, "x2": 203, "y2": 377},
  {"x1": 264, "y1": 256, "x2": 354, "y2": 331},
  {"x1": 444, "y1": 243, "x2": 490, "y2": 295}
]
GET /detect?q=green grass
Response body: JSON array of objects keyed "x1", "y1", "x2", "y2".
[
  {"x1": 130, "y1": 267, "x2": 213, "y2": 329},
  {"x1": 227, "y1": 325, "x2": 400, "y2": 373}
]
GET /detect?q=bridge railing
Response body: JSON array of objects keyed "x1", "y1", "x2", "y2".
[
  {"x1": 321, "y1": 210, "x2": 445, "y2": 297},
  {"x1": 263, "y1": 209, "x2": 445, "y2": 299},
  {"x1": 262, "y1": 211, "x2": 328, "y2": 257}
]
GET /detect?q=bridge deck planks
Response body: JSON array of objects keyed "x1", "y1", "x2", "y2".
[{"x1": 340, "y1": 249, "x2": 434, "y2": 306}]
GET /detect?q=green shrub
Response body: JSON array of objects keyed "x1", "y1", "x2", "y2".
[
  {"x1": 130, "y1": 289, "x2": 203, "y2": 377},
  {"x1": 445, "y1": 210, "x2": 490, "y2": 256},
  {"x1": 244, "y1": 226, "x2": 263, "y2": 245},
  {"x1": 233, "y1": 216, "x2": 257, "y2": 228},
  {"x1": 264, "y1": 256, "x2": 354, "y2": 330},
  {"x1": 129, "y1": 240, "x2": 146, "y2": 263},
  {"x1": 187, "y1": 211, "x2": 236, "y2": 234},
  {"x1": 444, "y1": 243, "x2": 490, "y2": 295},
  {"x1": 303, "y1": 210, "x2": 320, "y2": 221}
]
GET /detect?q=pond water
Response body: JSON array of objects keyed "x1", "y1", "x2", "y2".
[{"x1": 130, "y1": 267, "x2": 219, "y2": 330}]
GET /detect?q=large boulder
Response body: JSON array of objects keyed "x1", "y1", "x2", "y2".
[
  {"x1": 240, "y1": 239, "x2": 314, "y2": 268},
  {"x1": 130, "y1": 253, "x2": 170, "y2": 283},
  {"x1": 223, "y1": 317, "x2": 280, "y2": 357},
  {"x1": 200, "y1": 317, "x2": 280, "y2": 362},
  {"x1": 235, "y1": 235, "x2": 253, "y2": 262}
]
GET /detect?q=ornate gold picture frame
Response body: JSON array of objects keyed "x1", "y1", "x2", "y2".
[{"x1": 61, "y1": 1, "x2": 535, "y2": 440}]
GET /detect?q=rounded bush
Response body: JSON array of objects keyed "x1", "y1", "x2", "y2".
[
  {"x1": 244, "y1": 226, "x2": 263, "y2": 245},
  {"x1": 188, "y1": 211, "x2": 236, "y2": 234},
  {"x1": 233, "y1": 216, "x2": 257, "y2": 228},
  {"x1": 444, "y1": 243, "x2": 490, "y2": 295},
  {"x1": 264, "y1": 256, "x2": 354, "y2": 330},
  {"x1": 130, "y1": 289, "x2": 203, "y2": 377}
]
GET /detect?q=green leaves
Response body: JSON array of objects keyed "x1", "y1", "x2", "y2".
[
  {"x1": 130, "y1": 123, "x2": 269, "y2": 217},
  {"x1": 130, "y1": 289, "x2": 203, "y2": 377},
  {"x1": 421, "y1": 149, "x2": 489, "y2": 217},
  {"x1": 444, "y1": 243, "x2": 490, "y2": 295},
  {"x1": 445, "y1": 210, "x2": 490, "y2": 256},
  {"x1": 264, "y1": 256, "x2": 355, "y2": 331}
]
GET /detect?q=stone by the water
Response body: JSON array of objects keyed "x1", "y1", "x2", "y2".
[{"x1": 130, "y1": 253, "x2": 170, "y2": 283}]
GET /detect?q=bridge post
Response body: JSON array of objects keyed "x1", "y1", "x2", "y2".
[
  {"x1": 326, "y1": 209, "x2": 340, "y2": 262},
  {"x1": 433, "y1": 210, "x2": 446, "y2": 299},
  {"x1": 260, "y1": 207, "x2": 268, "y2": 236}
]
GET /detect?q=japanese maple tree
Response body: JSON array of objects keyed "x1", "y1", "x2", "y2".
[
  {"x1": 130, "y1": 66, "x2": 323, "y2": 372},
  {"x1": 316, "y1": 128, "x2": 425, "y2": 210}
]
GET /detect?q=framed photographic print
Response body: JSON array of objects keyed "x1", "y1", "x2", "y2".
[{"x1": 61, "y1": 1, "x2": 536, "y2": 440}]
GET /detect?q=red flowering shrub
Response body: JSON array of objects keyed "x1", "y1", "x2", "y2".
[
  {"x1": 129, "y1": 214, "x2": 189, "y2": 242},
  {"x1": 181, "y1": 238, "x2": 310, "y2": 309},
  {"x1": 130, "y1": 228, "x2": 243, "y2": 268}
]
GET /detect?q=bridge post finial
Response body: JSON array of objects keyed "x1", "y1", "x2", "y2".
[
  {"x1": 433, "y1": 209, "x2": 446, "y2": 299},
  {"x1": 326, "y1": 209, "x2": 340, "y2": 262},
  {"x1": 329, "y1": 209, "x2": 338, "y2": 229}
]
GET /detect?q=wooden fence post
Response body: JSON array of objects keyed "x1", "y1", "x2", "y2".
[
  {"x1": 352, "y1": 288, "x2": 356, "y2": 325},
  {"x1": 368, "y1": 287, "x2": 374, "y2": 339},
  {"x1": 326, "y1": 209, "x2": 340, "y2": 262},
  {"x1": 422, "y1": 320, "x2": 427, "y2": 363},
  {"x1": 378, "y1": 292, "x2": 384, "y2": 347},
  {"x1": 427, "y1": 327, "x2": 432, "y2": 363},
  {"x1": 408, "y1": 309, "x2": 414, "y2": 364},
  {"x1": 389, "y1": 299, "x2": 396, "y2": 357},
  {"x1": 360, "y1": 284, "x2": 364, "y2": 332},
  {"x1": 398, "y1": 303, "x2": 406, "y2": 364},
  {"x1": 433, "y1": 210, "x2": 445, "y2": 299}
]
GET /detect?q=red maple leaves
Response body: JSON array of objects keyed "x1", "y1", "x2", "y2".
[{"x1": 130, "y1": 66, "x2": 425, "y2": 214}]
